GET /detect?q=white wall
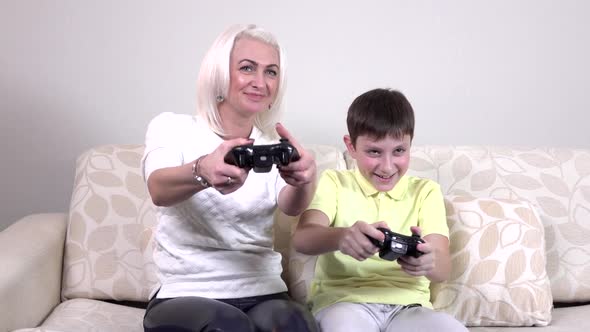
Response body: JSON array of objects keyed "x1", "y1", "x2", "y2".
[{"x1": 1, "y1": 0, "x2": 589, "y2": 230}]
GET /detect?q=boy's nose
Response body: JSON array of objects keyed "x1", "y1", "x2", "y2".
[{"x1": 380, "y1": 155, "x2": 395, "y2": 172}]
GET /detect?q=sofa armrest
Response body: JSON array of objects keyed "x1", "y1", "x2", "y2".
[{"x1": 0, "y1": 213, "x2": 67, "y2": 332}]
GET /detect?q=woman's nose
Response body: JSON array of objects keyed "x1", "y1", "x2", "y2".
[{"x1": 251, "y1": 71, "x2": 265, "y2": 88}]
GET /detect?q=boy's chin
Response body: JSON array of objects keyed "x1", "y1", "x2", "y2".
[{"x1": 371, "y1": 178, "x2": 397, "y2": 192}]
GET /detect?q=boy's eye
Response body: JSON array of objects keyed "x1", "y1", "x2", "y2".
[
  {"x1": 394, "y1": 148, "x2": 406, "y2": 155},
  {"x1": 367, "y1": 150, "x2": 380, "y2": 156}
]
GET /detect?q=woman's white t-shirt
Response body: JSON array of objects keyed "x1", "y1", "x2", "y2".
[{"x1": 142, "y1": 112, "x2": 288, "y2": 299}]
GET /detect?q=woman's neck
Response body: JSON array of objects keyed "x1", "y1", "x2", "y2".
[{"x1": 218, "y1": 107, "x2": 255, "y2": 139}]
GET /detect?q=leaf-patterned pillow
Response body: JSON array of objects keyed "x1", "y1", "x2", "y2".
[
  {"x1": 431, "y1": 196, "x2": 553, "y2": 327},
  {"x1": 63, "y1": 145, "x2": 158, "y2": 302}
]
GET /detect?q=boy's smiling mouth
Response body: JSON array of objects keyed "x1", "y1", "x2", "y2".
[{"x1": 375, "y1": 173, "x2": 394, "y2": 180}]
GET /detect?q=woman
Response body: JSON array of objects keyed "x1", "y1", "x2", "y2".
[{"x1": 142, "y1": 24, "x2": 318, "y2": 332}]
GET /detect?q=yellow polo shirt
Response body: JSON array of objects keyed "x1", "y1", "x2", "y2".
[{"x1": 306, "y1": 169, "x2": 448, "y2": 314}]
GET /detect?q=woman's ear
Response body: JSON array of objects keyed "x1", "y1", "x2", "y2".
[{"x1": 343, "y1": 135, "x2": 356, "y2": 156}]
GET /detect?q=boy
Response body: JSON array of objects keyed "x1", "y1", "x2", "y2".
[{"x1": 292, "y1": 88, "x2": 467, "y2": 331}]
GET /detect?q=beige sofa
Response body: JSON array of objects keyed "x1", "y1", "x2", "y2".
[{"x1": 2, "y1": 144, "x2": 590, "y2": 332}]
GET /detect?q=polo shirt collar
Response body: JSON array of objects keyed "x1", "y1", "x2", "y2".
[{"x1": 353, "y1": 168, "x2": 409, "y2": 200}]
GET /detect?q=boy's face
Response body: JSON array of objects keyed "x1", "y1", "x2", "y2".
[{"x1": 344, "y1": 133, "x2": 412, "y2": 192}]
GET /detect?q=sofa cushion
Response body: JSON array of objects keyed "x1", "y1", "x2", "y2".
[
  {"x1": 467, "y1": 305, "x2": 590, "y2": 332},
  {"x1": 62, "y1": 145, "x2": 158, "y2": 302},
  {"x1": 431, "y1": 196, "x2": 552, "y2": 326}
]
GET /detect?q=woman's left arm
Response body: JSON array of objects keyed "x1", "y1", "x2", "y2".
[
  {"x1": 278, "y1": 175, "x2": 317, "y2": 216},
  {"x1": 274, "y1": 123, "x2": 318, "y2": 216}
]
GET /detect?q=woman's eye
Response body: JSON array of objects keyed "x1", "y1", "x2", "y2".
[
  {"x1": 265, "y1": 69, "x2": 278, "y2": 77},
  {"x1": 240, "y1": 65, "x2": 254, "y2": 72}
]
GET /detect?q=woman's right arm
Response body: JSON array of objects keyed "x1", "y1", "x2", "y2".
[
  {"x1": 146, "y1": 162, "x2": 205, "y2": 207},
  {"x1": 145, "y1": 137, "x2": 254, "y2": 207}
]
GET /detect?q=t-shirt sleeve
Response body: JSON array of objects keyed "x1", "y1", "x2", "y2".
[
  {"x1": 141, "y1": 112, "x2": 185, "y2": 182},
  {"x1": 417, "y1": 181, "x2": 449, "y2": 238},
  {"x1": 306, "y1": 169, "x2": 339, "y2": 226}
]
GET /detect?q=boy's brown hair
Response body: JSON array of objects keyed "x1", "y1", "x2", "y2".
[{"x1": 346, "y1": 88, "x2": 415, "y2": 146}]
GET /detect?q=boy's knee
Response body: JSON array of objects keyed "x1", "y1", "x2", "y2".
[
  {"x1": 316, "y1": 302, "x2": 378, "y2": 332},
  {"x1": 425, "y1": 310, "x2": 467, "y2": 331},
  {"x1": 396, "y1": 307, "x2": 467, "y2": 332}
]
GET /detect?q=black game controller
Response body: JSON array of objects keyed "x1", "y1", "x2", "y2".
[
  {"x1": 224, "y1": 138, "x2": 301, "y2": 173},
  {"x1": 367, "y1": 227, "x2": 425, "y2": 261}
]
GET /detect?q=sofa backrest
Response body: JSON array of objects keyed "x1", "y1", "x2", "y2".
[{"x1": 61, "y1": 144, "x2": 590, "y2": 305}]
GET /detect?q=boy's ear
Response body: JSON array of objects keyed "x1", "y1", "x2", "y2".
[{"x1": 343, "y1": 135, "x2": 356, "y2": 155}]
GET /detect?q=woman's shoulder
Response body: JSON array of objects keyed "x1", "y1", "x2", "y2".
[
  {"x1": 147, "y1": 112, "x2": 200, "y2": 132},
  {"x1": 149, "y1": 112, "x2": 196, "y2": 126},
  {"x1": 144, "y1": 112, "x2": 202, "y2": 146}
]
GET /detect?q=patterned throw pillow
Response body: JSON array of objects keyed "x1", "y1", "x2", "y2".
[
  {"x1": 431, "y1": 196, "x2": 553, "y2": 326},
  {"x1": 406, "y1": 146, "x2": 590, "y2": 303},
  {"x1": 62, "y1": 145, "x2": 158, "y2": 301}
]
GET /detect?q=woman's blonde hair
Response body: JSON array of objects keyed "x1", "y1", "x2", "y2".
[{"x1": 196, "y1": 24, "x2": 287, "y2": 137}]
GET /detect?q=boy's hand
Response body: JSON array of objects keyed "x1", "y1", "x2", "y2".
[
  {"x1": 338, "y1": 221, "x2": 389, "y2": 261},
  {"x1": 397, "y1": 226, "x2": 435, "y2": 276},
  {"x1": 275, "y1": 123, "x2": 316, "y2": 188}
]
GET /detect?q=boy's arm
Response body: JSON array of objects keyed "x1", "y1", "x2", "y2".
[
  {"x1": 421, "y1": 233, "x2": 451, "y2": 282},
  {"x1": 292, "y1": 209, "x2": 338, "y2": 255},
  {"x1": 292, "y1": 209, "x2": 387, "y2": 261},
  {"x1": 396, "y1": 181, "x2": 451, "y2": 282}
]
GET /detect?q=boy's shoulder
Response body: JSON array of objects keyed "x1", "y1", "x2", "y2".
[
  {"x1": 319, "y1": 168, "x2": 356, "y2": 182},
  {"x1": 404, "y1": 174, "x2": 440, "y2": 186},
  {"x1": 316, "y1": 169, "x2": 362, "y2": 193},
  {"x1": 404, "y1": 175, "x2": 443, "y2": 196},
  {"x1": 320, "y1": 169, "x2": 440, "y2": 186}
]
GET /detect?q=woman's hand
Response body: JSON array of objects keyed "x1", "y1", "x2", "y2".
[
  {"x1": 274, "y1": 123, "x2": 316, "y2": 187},
  {"x1": 275, "y1": 123, "x2": 318, "y2": 216},
  {"x1": 198, "y1": 137, "x2": 253, "y2": 195}
]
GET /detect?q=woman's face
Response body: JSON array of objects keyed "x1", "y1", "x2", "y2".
[{"x1": 224, "y1": 37, "x2": 280, "y2": 117}]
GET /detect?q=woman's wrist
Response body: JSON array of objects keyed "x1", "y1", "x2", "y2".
[{"x1": 192, "y1": 155, "x2": 211, "y2": 188}]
